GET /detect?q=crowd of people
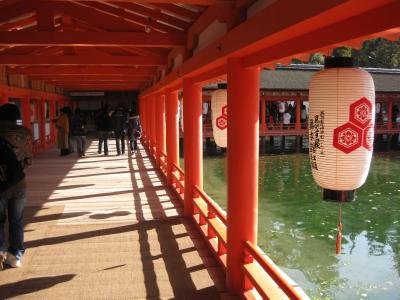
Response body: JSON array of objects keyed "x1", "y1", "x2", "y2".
[
  {"x1": 55, "y1": 104, "x2": 141, "y2": 157},
  {"x1": 266, "y1": 101, "x2": 308, "y2": 128},
  {"x1": 0, "y1": 102, "x2": 141, "y2": 270}
]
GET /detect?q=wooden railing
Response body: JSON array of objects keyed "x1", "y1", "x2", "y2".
[
  {"x1": 193, "y1": 185, "x2": 227, "y2": 270},
  {"x1": 243, "y1": 241, "x2": 309, "y2": 300},
  {"x1": 171, "y1": 163, "x2": 184, "y2": 202},
  {"x1": 159, "y1": 151, "x2": 168, "y2": 176},
  {"x1": 143, "y1": 142, "x2": 308, "y2": 299}
]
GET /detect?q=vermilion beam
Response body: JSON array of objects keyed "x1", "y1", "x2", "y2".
[
  {"x1": 63, "y1": 87, "x2": 140, "y2": 91},
  {"x1": 0, "y1": 1, "x2": 37, "y2": 23},
  {"x1": 149, "y1": 4, "x2": 201, "y2": 21},
  {"x1": 0, "y1": 55, "x2": 167, "y2": 66},
  {"x1": 45, "y1": 1, "x2": 143, "y2": 31},
  {"x1": 43, "y1": 80, "x2": 147, "y2": 85},
  {"x1": 36, "y1": 5, "x2": 55, "y2": 31},
  {"x1": 30, "y1": 75, "x2": 151, "y2": 81},
  {"x1": 142, "y1": 0, "x2": 399, "y2": 96},
  {"x1": 242, "y1": 1, "x2": 400, "y2": 67},
  {"x1": 46, "y1": 0, "x2": 215, "y2": 5},
  {"x1": 7, "y1": 66, "x2": 156, "y2": 76},
  {"x1": 0, "y1": 32, "x2": 185, "y2": 47},
  {"x1": 0, "y1": 15, "x2": 36, "y2": 31},
  {"x1": 83, "y1": 1, "x2": 181, "y2": 33},
  {"x1": 116, "y1": 2, "x2": 190, "y2": 30}
]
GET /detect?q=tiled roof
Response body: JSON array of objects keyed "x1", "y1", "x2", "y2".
[{"x1": 261, "y1": 66, "x2": 400, "y2": 92}]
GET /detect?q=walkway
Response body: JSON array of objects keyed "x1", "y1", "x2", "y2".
[{"x1": 0, "y1": 140, "x2": 230, "y2": 299}]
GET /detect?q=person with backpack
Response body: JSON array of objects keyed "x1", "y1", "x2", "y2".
[
  {"x1": 127, "y1": 112, "x2": 141, "y2": 154},
  {"x1": 0, "y1": 104, "x2": 32, "y2": 269},
  {"x1": 71, "y1": 108, "x2": 87, "y2": 158}
]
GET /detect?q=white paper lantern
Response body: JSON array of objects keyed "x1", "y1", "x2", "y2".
[
  {"x1": 211, "y1": 89, "x2": 227, "y2": 148},
  {"x1": 308, "y1": 57, "x2": 375, "y2": 201}
]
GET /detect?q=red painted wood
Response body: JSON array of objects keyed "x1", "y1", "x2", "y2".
[
  {"x1": 156, "y1": 94, "x2": 166, "y2": 166},
  {"x1": 0, "y1": 31, "x2": 185, "y2": 47},
  {"x1": 183, "y1": 78, "x2": 203, "y2": 217},
  {"x1": 166, "y1": 91, "x2": 179, "y2": 185},
  {"x1": 226, "y1": 58, "x2": 260, "y2": 295}
]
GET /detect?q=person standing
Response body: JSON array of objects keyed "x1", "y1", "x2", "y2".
[
  {"x1": 111, "y1": 105, "x2": 128, "y2": 155},
  {"x1": 0, "y1": 104, "x2": 32, "y2": 269},
  {"x1": 95, "y1": 106, "x2": 111, "y2": 156},
  {"x1": 71, "y1": 108, "x2": 87, "y2": 158},
  {"x1": 127, "y1": 112, "x2": 141, "y2": 154},
  {"x1": 56, "y1": 107, "x2": 70, "y2": 156}
]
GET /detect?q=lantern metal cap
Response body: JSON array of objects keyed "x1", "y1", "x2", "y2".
[
  {"x1": 325, "y1": 57, "x2": 354, "y2": 69},
  {"x1": 322, "y1": 189, "x2": 355, "y2": 202}
]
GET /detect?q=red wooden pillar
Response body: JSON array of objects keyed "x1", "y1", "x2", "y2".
[
  {"x1": 226, "y1": 58, "x2": 260, "y2": 294},
  {"x1": 166, "y1": 91, "x2": 179, "y2": 184},
  {"x1": 145, "y1": 97, "x2": 151, "y2": 147},
  {"x1": 150, "y1": 95, "x2": 157, "y2": 157},
  {"x1": 260, "y1": 97, "x2": 266, "y2": 132},
  {"x1": 38, "y1": 98, "x2": 46, "y2": 150},
  {"x1": 156, "y1": 94, "x2": 166, "y2": 166},
  {"x1": 50, "y1": 99, "x2": 56, "y2": 145},
  {"x1": 183, "y1": 78, "x2": 203, "y2": 216},
  {"x1": 388, "y1": 99, "x2": 393, "y2": 129},
  {"x1": 140, "y1": 97, "x2": 145, "y2": 142},
  {"x1": 21, "y1": 97, "x2": 31, "y2": 129},
  {"x1": 0, "y1": 93, "x2": 8, "y2": 105},
  {"x1": 295, "y1": 94, "x2": 301, "y2": 130}
]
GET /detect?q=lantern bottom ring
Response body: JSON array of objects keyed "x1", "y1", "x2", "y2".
[{"x1": 323, "y1": 189, "x2": 355, "y2": 202}]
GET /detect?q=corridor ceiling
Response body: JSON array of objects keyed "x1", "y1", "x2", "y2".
[{"x1": 0, "y1": 0, "x2": 399, "y2": 93}]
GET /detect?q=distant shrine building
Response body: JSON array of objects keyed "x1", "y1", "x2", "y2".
[{"x1": 200, "y1": 65, "x2": 400, "y2": 151}]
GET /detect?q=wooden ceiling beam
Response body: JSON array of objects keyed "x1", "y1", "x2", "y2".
[
  {"x1": 82, "y1": 1, "x2": 181, "y2": 33},
  {"x1": 7, "y1": 66, "x2": 157, "y2": 76},
  {"x1": 45, "y1": 0, "x2": 216, "y2": 5},
  {"x1": 45, "y1": 1, "x2": 143, "y2": 32},
  {"x1": 0, "y1": 14, "x2": 36, "y2": 31},
  {"x1": 149, "y1": 4, "x2": 201, "y2": 21},
  {"x1": 0, "y1": 31, "x2": 185, "y2": 47},
  {"x1": 115, "y1": 2, "x2": 190, "y2": 30},
  {"x1": 0, "y1": 0, "x2": 37, "y2": 24},
  {"x1": 0, "y1": 54, "x2": 167, "y2": 66},
  {"x1": 30, "y1": 75, "x2": 151, "y2": 81},
  {"x1": 36, "y1": 4, "x2": 55, "y2": 31}
]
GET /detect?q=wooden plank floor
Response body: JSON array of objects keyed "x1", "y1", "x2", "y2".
[{"x1": 0, "y1": 140, "x2": 232, "y2": 300}]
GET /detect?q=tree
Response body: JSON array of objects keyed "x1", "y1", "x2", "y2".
[
  {"x1": 332, "y1": 46, "x2": 352, "y2": 57},
  {"x1": 354, "y1": 38, "x2": 400, "y2": 68},
  {"x1": 309, "y1": 53, "x2": 324, "y2": 65}
]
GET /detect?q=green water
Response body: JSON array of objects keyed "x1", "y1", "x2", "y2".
[{"x1": 203, "y1": 153, "x2": 400, "y2": 300}]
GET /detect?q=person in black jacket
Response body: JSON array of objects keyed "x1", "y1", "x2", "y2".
[
  {"x1": 127, "y1": 112, "x2": 141, "y2": 154},
  {"x1": 95, "y1": 106, "x2": 111, "y2": 156},
  {"x1": 111, "y1": 105, "x2": 128, "y2": 155},
  {"x1": 71, "y1": 108, "x2": 87, "y2": 158}
]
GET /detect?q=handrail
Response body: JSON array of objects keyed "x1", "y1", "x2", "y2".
[
  {"x1": 244, "y1": 241, "x2": 306, "y2": 300},
  {"x1": 147, "y1": 147, "x2": 307, "y2": 298},
  {"x1": 172, "y1": 163, "x2": 184, "y2": 179},
  {"x1": 171, "y1": 163, "x2": 184, "y2": 202},
  {"x1": 159, "y1": 151, "x2": 168, "y2": 175},
  {"x1": 194, "y1": 185, "x2": 227, "y2": 225}
]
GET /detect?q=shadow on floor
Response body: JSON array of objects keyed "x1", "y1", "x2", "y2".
[{"x1": 0, "y1": 275, "x2": 76, "y2": 298}]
